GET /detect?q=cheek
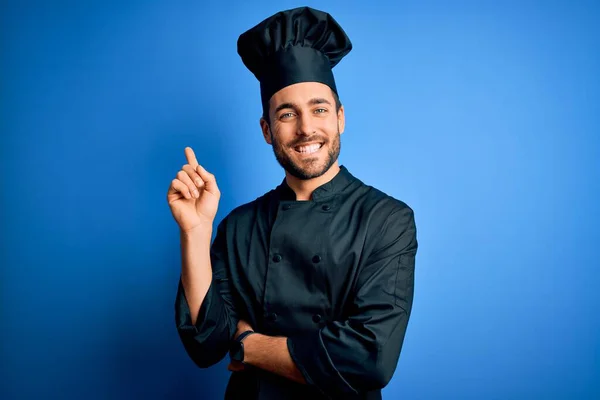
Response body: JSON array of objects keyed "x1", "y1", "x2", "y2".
[
  {"x1": 273, "y1": 127, "x2": 295, "y2": 145},
  {"x1": 271, "y1": 134, "x2": 288, "y2": 150},
  {"x1": 323, "y1": 120, "x2": 339, "y2": 136}
]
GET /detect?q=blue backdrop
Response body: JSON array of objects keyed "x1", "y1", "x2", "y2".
[{"x1": 1, "y1": 1, "x2": 599, "y2": 399}]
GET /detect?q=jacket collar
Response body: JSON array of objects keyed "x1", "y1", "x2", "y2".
[{"x1": 276, "y1": 165, "x2": 356, "y2": 201}]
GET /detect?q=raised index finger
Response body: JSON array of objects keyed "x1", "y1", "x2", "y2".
[{"x1": 184, "y1": 146, "x2": 199, "y2": 168}]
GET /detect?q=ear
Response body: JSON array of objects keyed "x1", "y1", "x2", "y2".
[
  {"x1": 260, "y1": 117, "x2": 272, "y2": 145},
  {"x1": 337, "y1": 105, "x2": 345, "y2": 135}
]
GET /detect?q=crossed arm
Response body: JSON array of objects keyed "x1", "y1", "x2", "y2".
[{"x1": 228, "y1": 322, "x2": 307, "y2": 385}]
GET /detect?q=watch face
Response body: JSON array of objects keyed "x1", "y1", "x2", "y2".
[{"x1": 230, "y1": 341, "x2": 244, "y2": 362}]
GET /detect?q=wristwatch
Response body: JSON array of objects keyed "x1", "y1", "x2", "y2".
[{"x1": 229, "y1": 330, "x2": 255, "y2": 364}]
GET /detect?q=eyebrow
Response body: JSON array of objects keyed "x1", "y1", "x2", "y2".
[{"x1": 274, "y1": 97, "x2": 332, "y2": 114}]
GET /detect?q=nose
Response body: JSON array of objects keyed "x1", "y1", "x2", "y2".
[{"x1": 297, "y1": 112, "x2": 315, "y2": 136}]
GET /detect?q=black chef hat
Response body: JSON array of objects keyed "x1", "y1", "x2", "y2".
[{"x1": 237, "y1": 6, "x2": 352, "y2": 117}]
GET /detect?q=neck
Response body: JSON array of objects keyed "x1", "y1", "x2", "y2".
[{"x1": 285, "y1": 162, "x2": 341, "y2": 201}]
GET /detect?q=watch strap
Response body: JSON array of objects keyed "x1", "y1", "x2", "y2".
[{"x1": 236, "y1": 329, "x2": 255, "y2": 343}]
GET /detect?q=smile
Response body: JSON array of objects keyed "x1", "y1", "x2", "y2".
[{"x1": 294, "y1": 143, "x2": 323, "y2": 154}]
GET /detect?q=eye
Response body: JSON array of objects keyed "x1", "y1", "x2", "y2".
[
  {"x1": 314, "y1": 108, "x2": 328, "y2": 114},
  {"x1": 280, "y1": 112, "x2": 295, "y2": 119}
]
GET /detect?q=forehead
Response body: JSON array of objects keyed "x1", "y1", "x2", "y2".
[{"x1": 269, "y1": 82, "x2": 333, "y2": 106}]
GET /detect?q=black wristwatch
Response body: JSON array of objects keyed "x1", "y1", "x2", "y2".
[{"x1": 229, "y1": 330, "x2": 255, "y2": 364}]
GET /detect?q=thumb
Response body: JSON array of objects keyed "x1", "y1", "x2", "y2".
[{"x1": 196, "y1": 165, "x2": 220, "y2": 196}]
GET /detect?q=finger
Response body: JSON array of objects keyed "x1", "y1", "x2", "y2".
[
  {"x1": 227, "y1": 361, "x2": 245, "y2": 372},
  {"x1": 177, "y1": 170, "x2": 200, "y2": 199},
  {"x1": 169, "y1": 179, "x2": 192, "y2": 199},
  {"x1": 182, "y1": 164, "x2": 205, "y2": 189},
  {"x1": 184, "y1": 147, "x2": 199, "y2": 168},
  {"x1": 195, "y1": 164, "x2": 220, "y2": 196}
]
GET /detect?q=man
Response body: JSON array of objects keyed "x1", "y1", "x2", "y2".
[{"x1": 167, "y1": 7, "x2": 418, "y2": 400}]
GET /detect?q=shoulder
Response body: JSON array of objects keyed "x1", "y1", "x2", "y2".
[
  {"x1": 349, "y1": 178, "x2": 417, "y2": 247},
  {"x1": 357, "y1": 185, "x2": 418, "y2": 255},
  {"x1": 352, "y1": 177, "x2": 414, "y2": 219}
]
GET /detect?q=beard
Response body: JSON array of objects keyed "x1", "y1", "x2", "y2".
[{"x1": 270, "y1": 127, "x2": 341, "y2": 180}]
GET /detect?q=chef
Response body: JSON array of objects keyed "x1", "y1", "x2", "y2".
[{"x1": 169, "y1": 6, "x2": 418, "y2": 400}]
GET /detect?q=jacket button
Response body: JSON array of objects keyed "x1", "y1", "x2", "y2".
[
  {"x1": 272, "y1": 254, "x2": 282, "y2": 263},
  {"x1": 321, "y1": 204, "x2": 331, "y2": 211},
  {"x1": 282, "y1": 204, "x2": 292, "y2": 211},
  {"x1": 312, "y1": 314, "x2": 322, "y2": 323},
  {"x1": 265, "y1": 312, "x2": 278, "y2": 322},
  {"x1": 312, "y1": 255, "x2": 321, "y2": 263}
]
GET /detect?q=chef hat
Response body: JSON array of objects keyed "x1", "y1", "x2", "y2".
[{"x1": 237, "y1": 6, "x2": 352, "y2": 117}]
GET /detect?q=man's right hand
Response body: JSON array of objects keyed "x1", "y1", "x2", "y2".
[{"x1": 167, "y1": 146, "x2": 221, "y2": 233}]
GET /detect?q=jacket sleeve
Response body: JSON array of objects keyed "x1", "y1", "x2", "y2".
[
  {"x1": 287, "y1": 205, "x2": 418, "y2": 397},
  {"x1": 174, "y1": 217, "x2": 239, "y2": 368}
]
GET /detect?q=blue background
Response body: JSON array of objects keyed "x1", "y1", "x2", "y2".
[{"x1": 1, "y1": 1, "x2": 599, "y2": 399}]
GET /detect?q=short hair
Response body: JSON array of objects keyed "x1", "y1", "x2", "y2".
[{"x1": 263, "y1": 89, "x2": 342, "y2": 126}]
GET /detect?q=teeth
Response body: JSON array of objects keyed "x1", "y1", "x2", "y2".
[{"x1": 296, "y1": 143, "x2": 322, "y2": 154}]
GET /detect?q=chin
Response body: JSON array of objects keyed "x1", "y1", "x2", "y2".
[{"x1": 289, "y1": 160, "x2": 332, "y2": 180}]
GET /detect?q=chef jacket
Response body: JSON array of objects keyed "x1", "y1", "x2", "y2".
[{"x1": 175, "y1": 165, "x2": 418, "y2": 400}]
